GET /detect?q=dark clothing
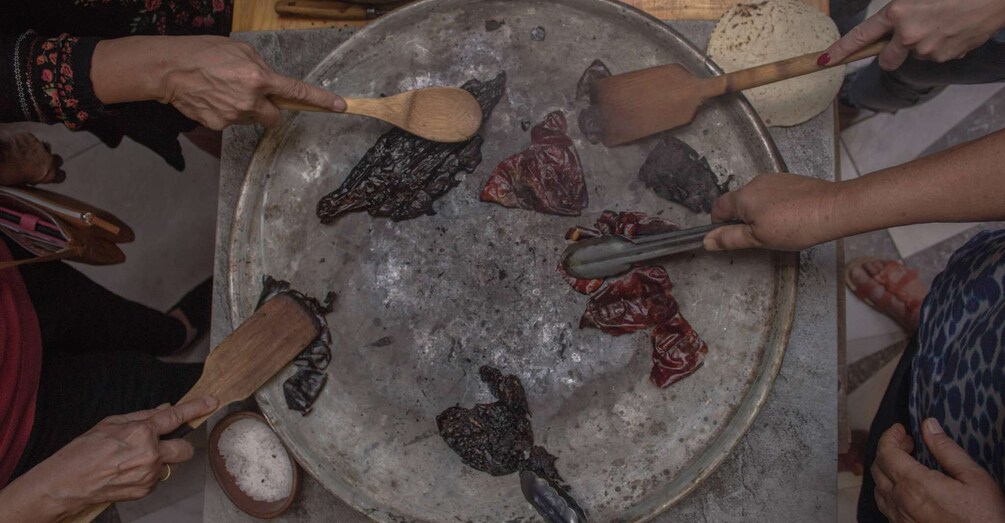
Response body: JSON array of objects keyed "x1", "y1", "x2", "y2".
[
  {"x1": 845, "y1": 32, "x2": 1005, "y2": 112},
  {"x1": 858, "y1": 230, "x2": 1005, "y2": 521},
  {"x1": 4, "y1": 236, "x2": 201, "y2": 479},
  {"x1": 0, "y1": 1, "x2": 232, "y2": 170},
  {"x1": 857, "y1": 338, "x2": 918, "y2": 523},
  {"x1": 834, "y1": 7, "x2": 1005, "y2": 112}
]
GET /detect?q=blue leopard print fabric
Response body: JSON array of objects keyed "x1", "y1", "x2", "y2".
[{"x1": 910, "y1": 229, "x2": 1005, "y2": 484}]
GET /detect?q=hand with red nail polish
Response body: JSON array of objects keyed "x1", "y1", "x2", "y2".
[
  {"x1": 869, "y1": 421, "x2": 1005, "y2": 523},
  {"x1": 824, "y1": 0, "x2": 1005, "y2": 71}
]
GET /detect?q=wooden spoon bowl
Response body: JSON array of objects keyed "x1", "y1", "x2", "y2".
[{"x1": 272, "y1": 86, "x2": 483, "y2": 143}]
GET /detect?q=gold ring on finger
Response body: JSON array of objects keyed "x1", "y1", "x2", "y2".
[{"x1": 159, "y1": 463, "x2": 172, "y2": 482}]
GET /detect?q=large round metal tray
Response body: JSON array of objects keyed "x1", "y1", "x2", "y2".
[{"x1": 228, "y1": 0, "x2": 796, "y2": 520}]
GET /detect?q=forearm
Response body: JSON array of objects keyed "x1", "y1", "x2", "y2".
[
  {"x1": 91, "y1": 36, "x2": 179, "y2": 105},
  {"x1": 833, "y1": 129, "x2": 1005, "y2": 237},
  {"x1": 0, "y1": 469, "x2": 69, "y2": 523}
]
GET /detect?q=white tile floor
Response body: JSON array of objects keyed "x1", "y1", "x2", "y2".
[{"x1": 0, "y1": 122, "x2": 220, "y2": 522}]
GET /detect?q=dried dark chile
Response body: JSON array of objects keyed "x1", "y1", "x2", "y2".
[
  {"x1": 293, "y1": 339, "x2": 332, "y2": 370},
  {"x1": 283, "y1": 368, "x2": 327, "y2": 415},
  {"x1": 576, "y1": 59, "x2": 611, "y2": 145},
  {"x1": 480, "y1": 111, "x2": 588, "y2": 216},
  {"x1": 438, "y1": 366, "x2": 583, "y2": 517},
  {"x1": 575, "y1": 59, "x2": 611, "y2": 101},
  {"x1": 436, "y1": 365, "x2": 534, "y2": 476},
  {"x1": 316, "y1": 73, "x2": 507, "y2": 223},
  {"x1": 638, "y1": 136, "x2": 728, "y2": 214},
  {"x1": 257, "y1": 275, "x2": 336, "y2": 414}
]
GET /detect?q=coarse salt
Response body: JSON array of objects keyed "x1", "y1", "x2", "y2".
[{"x1": 218, "y1": 418, "x2": 293, "y2": 502}]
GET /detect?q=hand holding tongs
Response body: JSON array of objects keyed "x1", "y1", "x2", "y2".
[{"x1": 559, "y1": 220, "x2": 741, "y2": 280}]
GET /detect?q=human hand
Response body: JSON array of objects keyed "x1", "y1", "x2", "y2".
[
  {"x1": 872, "y1": 421, "x2": 1005, "y2": 523},
  {"x1": 822, "y1": 0, "x2": 1005, "y2": 71},
  {"x1": 703, "y1": 173, "x2": 841, "y2": 251},
  {"x1": 24, "y1": 397, "x2": 217, "y2": 516},
  {"x1": 159, "y1": 36, "x2": 345, "y2": 130},
  {"x1": 0, "y1": 131, "x2": 66, "y2": 186}
]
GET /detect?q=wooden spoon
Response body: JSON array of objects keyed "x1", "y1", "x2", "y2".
[
  {"x1": 271, "y1": 87, "x2": 483, "y2": 143},
  {"x1": 594, "y1": 40, "x2": 888, "y2": 146},
  {"x1": 60, "y1": 293, "x2": 323, "y2": 523}
]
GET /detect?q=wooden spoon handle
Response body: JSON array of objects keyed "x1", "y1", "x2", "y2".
[
  {"x1": 270, "y1": 95, "x2": 405, "y2": 128},
  {"x1": 709, "y1": 39, "x2": 889, "y2": 96},
  {"x1": 270, "y1": 95, "x2": 342, "y2": 112}
]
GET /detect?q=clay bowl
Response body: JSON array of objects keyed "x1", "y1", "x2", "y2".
[{"x1": 208, "y1": 411, "x2": 301, "y2": 519}]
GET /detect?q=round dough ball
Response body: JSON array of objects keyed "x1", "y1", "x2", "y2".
[{"x1": 707, "y1": 0, "x2": 844, "y2": 127}]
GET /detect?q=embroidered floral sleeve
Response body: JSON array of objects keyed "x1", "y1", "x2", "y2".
[{"x1": 2, "y1": 31, "x2": 105, "y2": 130}]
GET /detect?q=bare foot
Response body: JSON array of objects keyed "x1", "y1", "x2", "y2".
[{"x1": 846, "y1": 258, "x2": 928, "y2": 332}]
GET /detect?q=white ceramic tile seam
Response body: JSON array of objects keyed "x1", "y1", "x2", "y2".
[
  {"x1": 888, "y1": 221, "x2": 979, "y2": 259},
  {"x1": 842, "y1": 83, "x2": 1004, "y2": 174}
]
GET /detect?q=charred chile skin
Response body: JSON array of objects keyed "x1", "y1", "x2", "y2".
[
  {"x1": 316, "y1": 73, "x2": 507, "y2": 223},
  {"x1": 576, "y1": 59, "x2": 612, "y2": 145},
  {"x1": 257, "y1": 275, "x2": 336, "y2": 414},
  {"x1": 437, "y1": 367, "x2": 576, "y2": 495},
  {"x1": 436, "y1": 365, "x2": 535, "y2": 476},
  {"x1": 638, "y1": 136, "x2": 728, "y2": 214}
]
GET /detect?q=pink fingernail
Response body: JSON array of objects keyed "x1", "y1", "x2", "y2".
[
  {"x1": 925, "y1": 418, "x2": 943, "y2": 434},
  {"x1": 817, "y1": 53, "x2": 831, "y2": 66}
]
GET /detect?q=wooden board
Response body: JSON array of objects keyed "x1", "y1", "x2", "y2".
[
  {"x1": 621, "y1": 0, "x2": 827, "y2": 19},
  {"x1": 233, "y1": 0, "x2": 829, "y2": 32}
]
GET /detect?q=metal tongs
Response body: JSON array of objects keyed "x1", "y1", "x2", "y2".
[{"x1": 560, "y1": 220, "x2": 741, "y2": 280}]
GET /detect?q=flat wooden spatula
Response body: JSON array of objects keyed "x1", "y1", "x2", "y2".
[
  {"x1": 594, "y1": 40, "x2": 888, "y2": 146},
  {"x1": 61, "y1": 293, "x2": 323, "y2": 523},
  {"x1": 271, "y1": 86, "x2": 483, "y2": 143}
]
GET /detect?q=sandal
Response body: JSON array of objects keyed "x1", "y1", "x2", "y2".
[{"x1": 845, "y1": 257, "x2": 925, "y2": 332}]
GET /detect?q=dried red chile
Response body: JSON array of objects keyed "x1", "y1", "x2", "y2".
[
  {"x1": 639, "y1": 136, "x2": 729, "y2": 214},
  {"x1": 558, "y1": 211, "x2": 679, "y2": 296},
  {"x1": 650, "y1": 314, "x2": 708, "y2": 388},
  {"x1": 559, "y1": 212, "x2": 709, "y2": 388},
  {"x1": 257, "y1": 276, "x2": 336, "y2": 414},
  {"x1": 480, "y1": 111, "x2": 588, "y2": 216},
  {"x1": 579, "y1": 266, "x2": 679, "y2": 335},
  {"x1": 316, "y1": 73, "x2": 507, "y2": 223}
]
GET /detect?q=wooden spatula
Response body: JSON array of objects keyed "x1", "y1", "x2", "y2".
[
  {"x1": 61, "y1": 293, "x2": 323, "y2": 523},
  {"x1": 594, "y1": 40, "x2": 888, "y2": 146},
  {"x1": 271, "y1": 86, "x2": 483, "y2": 143}
]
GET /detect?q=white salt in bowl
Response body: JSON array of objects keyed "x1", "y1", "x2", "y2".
[{"x1": 209, "y1": 411, "x2": 301, "y2": 519}]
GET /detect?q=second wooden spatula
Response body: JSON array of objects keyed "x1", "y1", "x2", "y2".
[
  {"x1": 271, "y1": 87, "x2": 483, "y2": 143},
  {"x1": 594, "y1": 40, "x2": 888, "y2": 146}
]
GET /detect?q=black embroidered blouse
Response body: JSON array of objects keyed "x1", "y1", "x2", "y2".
[{"x1": 1, "y1": 1, "x2": 233, "y2": 169}]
